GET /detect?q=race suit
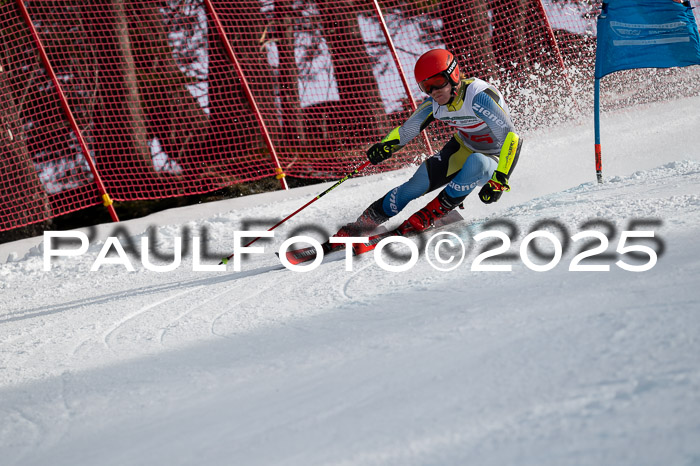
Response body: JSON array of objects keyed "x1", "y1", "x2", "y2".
[{"x1": 377, "y1": 77, "x2": 521, "y2": 217}]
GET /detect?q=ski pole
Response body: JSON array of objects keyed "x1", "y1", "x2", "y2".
[{"x1": 220, "y1": 160, "x2": 372, "y2": 264}]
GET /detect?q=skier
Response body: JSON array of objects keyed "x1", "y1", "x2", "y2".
[{"x1": 333, "y1": 48, "x2": 522, "y2": 244}]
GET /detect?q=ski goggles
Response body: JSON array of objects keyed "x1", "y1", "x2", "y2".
[{"x1": 418, "y1": 72, "x2": 452, "y2": 94}]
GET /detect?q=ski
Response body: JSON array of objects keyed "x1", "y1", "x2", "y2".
[
  {"x1": 278, "y1": 212, "x2": 464, "y2": 265},
  {"x1": 351, "y1": 230, "x2": 399, "y2": 256},
  {"x1": 278, "y1": 226, "x2": 390, "y2": 265},
  {"x1": 280, "y1": 241, "x2": 341, "y2": 265},
  {"x1": 352, "y1": 210, "x2": 464, "y2": 256}
]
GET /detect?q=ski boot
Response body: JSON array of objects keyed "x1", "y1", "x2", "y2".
[
  {"x1": 397, "y1": 191, "x2": 459, "y2": 235},
  {"x1": 326, "y1": 199, "x2": 390, "y2": 252}
]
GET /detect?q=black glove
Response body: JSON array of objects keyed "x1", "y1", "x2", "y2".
[
  {"x1": 478, "y1": 171, "x2": 510, "y2": 204},
  {"x1": 367, "y1": 139, "x2": 399, "y2": 165}
]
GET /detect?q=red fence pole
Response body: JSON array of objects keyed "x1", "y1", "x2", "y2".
[
  {"x1": 371, "y1": 0, "x2": 435, "y2": 158},
  {"x1": 203, "y1": 0, "x2": 289, "y2": 190},
  {"x1": 535, "y1": 0, "x2": 581, "y2": 112},
  {"x1": 16, "y1": 0, "x2": 119, "y2": 222}
]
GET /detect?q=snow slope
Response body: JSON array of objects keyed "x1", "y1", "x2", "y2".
[{"x1": 1, "y1": 96, "x2": 700, "y2": 465}]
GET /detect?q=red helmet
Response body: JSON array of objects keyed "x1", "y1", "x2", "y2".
[{"x1": 414, "y1": 49, "x2": 460, "y2": 94}]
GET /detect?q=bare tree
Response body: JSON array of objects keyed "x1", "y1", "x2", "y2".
[
  {"x1": 0, "y1": 1, "x2": 51, "y2": 233},
  {"x1": 490, "y1": 0, "x2": 531, "y2": 78},
  {"x1": 127, "y1": 1, "x2": 210, "y2": 187},
  {"x1": 491, "y1": 0, "x2": 569, "y2": 81},
  {"x1": 270, "y1": 0, "x2": 306, "y2": 149},
  {"x1": 84, "y1": 0, "x2": 157, "y2": 196},
  {"x1": 316, "y1": 0, "x2": 388, "y2": 145},
  {"x1": 439, "y1": 1, "x2": 497, "y2": 80}
]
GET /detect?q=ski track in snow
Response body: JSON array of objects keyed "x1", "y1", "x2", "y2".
[
  {"x1": 341, "y1": 259, "x2": 376, "y2": 301},
  {"x1": 208, "y1": 268, "x2": 293, "y2": 338},
  {"x1": 102, "y1": 286, "x2": 203, "y2": 350},
  {"x1": 157, "y1": 284, "x2": 235, "y2": 345},
  {"x1": 1, "y1": 96, "x2": 700, "y2": 465}
]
